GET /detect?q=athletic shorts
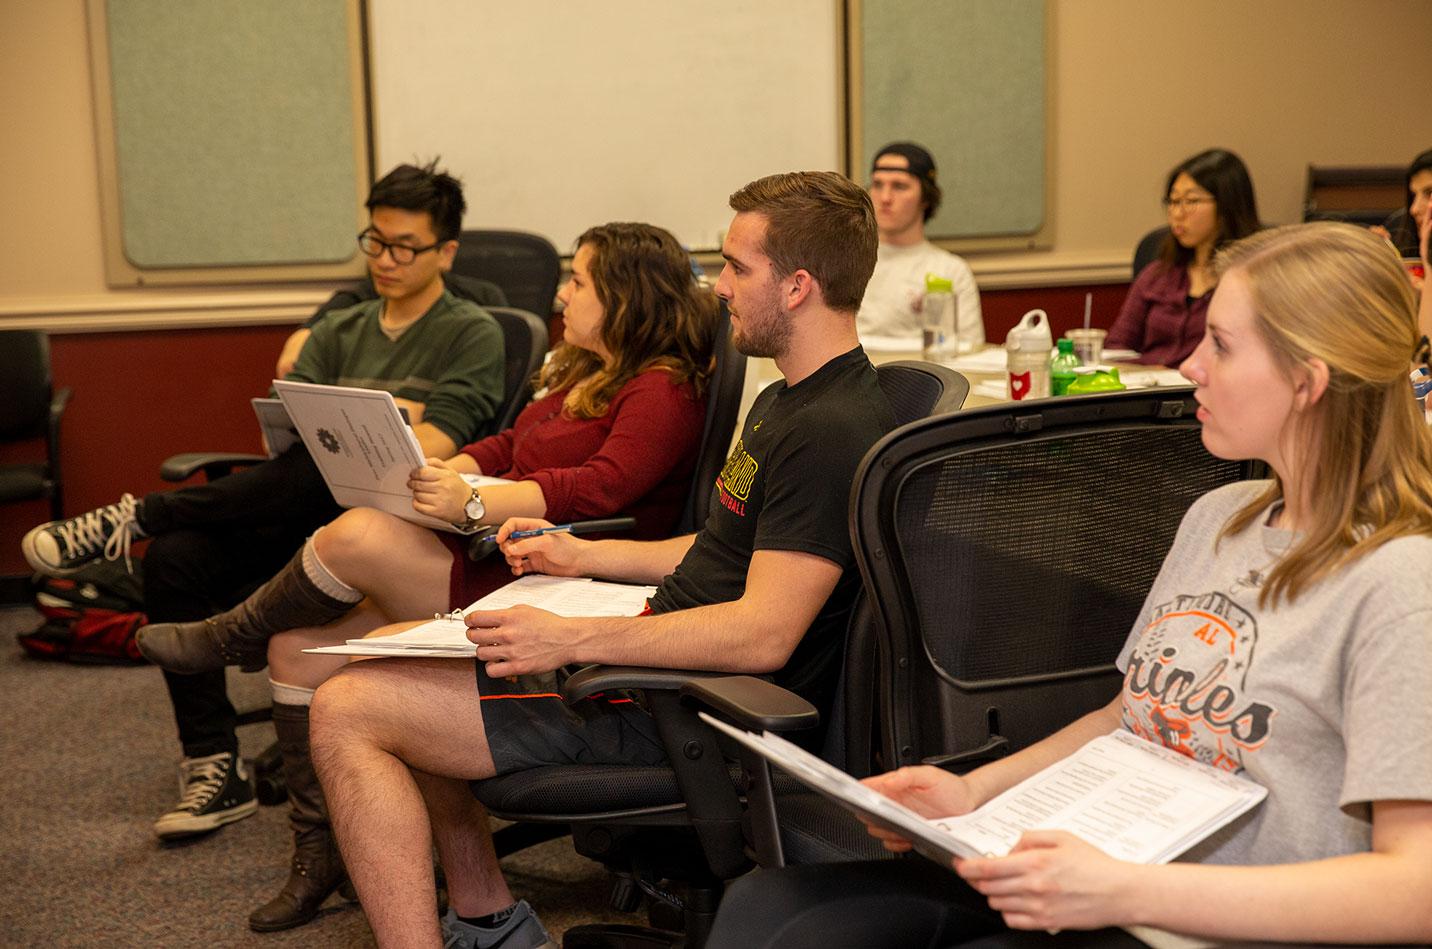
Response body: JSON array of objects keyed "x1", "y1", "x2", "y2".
[{"x1": 473, "y1": 661, "x2": 667, "y2": 774}]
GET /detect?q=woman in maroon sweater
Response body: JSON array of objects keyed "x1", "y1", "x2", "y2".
[
  {"x1": 1108, "y1": 148, "x2": 1260, "y2": 366},
  {"x1": 138, "y1": 221, "x2": 718, "y2": 931}
]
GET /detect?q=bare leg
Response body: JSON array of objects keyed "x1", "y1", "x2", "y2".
[
  {"x1": 268, "y1": 508, "x2": 457, "y2": 689},
  {"x1": 268, "y1": 599, "x2": 400, "y2": 688},
  {"x1": 311, "y1": 507, "x2": 457, "y2": 620},
  {"x1": 310, "y1": 658, "x2": 506, "y2": 948}
]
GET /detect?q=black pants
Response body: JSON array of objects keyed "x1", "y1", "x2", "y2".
[
  {"x1": 705, "y1": 858, "x2": 1148, "y2": 949},
  {"x1": 706, "y1": 858, "x2": 1429, "y2": 949},
  {"x1": 141, "y1": 446, "x2": 341, "y2": 758}
]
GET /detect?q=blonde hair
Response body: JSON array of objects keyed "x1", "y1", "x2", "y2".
[
  {"x1": 540, "y1": 222, "x2": 719, "y2": 419},
  {"x1": 1215, "y1": 222, "x2": 1432, "y2": 605}
]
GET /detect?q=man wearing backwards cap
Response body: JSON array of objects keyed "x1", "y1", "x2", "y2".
[{"x1": 856, "y1": 141, "x2": 983, "y2": 345}]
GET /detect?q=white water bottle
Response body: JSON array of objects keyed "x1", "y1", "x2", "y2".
[{"x1": 1006, "y1": 309, "x2": 1052, "y2": 400}]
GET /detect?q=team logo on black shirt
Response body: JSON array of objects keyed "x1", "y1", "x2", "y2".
[{"x1": 717, "y1": 439, "x2": 758, "y2": 516}]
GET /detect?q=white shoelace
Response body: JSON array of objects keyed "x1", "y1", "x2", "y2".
[
  {"x1": 53, "y1": 493, "x2": 142, "y2": 571},
  {"x1": 175, "y1": 753, "x2": 231, "y2": 812}
]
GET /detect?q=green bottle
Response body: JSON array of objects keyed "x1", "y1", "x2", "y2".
[{"x1": 1050, "y1": 338, "x2": 1081, "y2": 396}]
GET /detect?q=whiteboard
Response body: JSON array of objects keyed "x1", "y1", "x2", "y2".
[{"x1": 368, "y1": 0, "x2": 842, "y2": 254}]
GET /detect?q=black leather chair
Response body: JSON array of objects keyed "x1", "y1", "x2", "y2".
[
  {"x1": 467, "y1": 360, "x2": 967, "y2": 947},
  {"x1": 1132, "y1": 225, "x2": 1169, "y2": 278},
  {"x1": 0, "y1": 330, "x2": 71, "y2": 521},
  {"x1": 453, "y1": 229, "x2": 562, "y2": 319}
]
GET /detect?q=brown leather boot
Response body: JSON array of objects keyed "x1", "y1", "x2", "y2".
[
  {"x1": 248, "y1": 703, "x2": 352, "y2": 932},
  {"x1": 136, "y1": 546, "x2": 355, "y2": 674}
]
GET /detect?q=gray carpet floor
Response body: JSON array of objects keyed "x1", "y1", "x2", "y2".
[{"x1": 0, "y1": 605, "x2": 644, "y2": 947}]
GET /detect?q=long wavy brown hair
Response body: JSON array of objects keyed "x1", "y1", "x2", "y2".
[
  {"x1": 539, "y1": 222, "x2": 719, "y2": 419},
  {"x1": 1215, "y1": 222, "x2": 1432, "y2": 606}
]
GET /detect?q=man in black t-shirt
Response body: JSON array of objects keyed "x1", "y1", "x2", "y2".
[{"x1": 307, "y1": 171, "x2": 895, "y2": 948}]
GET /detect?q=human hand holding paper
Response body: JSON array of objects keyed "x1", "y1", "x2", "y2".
[
  {"x1": 859, "y1": 766, "x2": 978, "y2": 854},
  {"x1": 408, "y1": 457, "x2": 471, "y2": 523},
  {"x1": 956, "y1": 830, "x2": 1139, "y2": 933}
]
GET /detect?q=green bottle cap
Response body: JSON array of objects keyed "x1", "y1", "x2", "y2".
[
  {"x1": 925, "y1": 274, "x2": 954, "y2": 293},
  {"x1": 1057, "y1": 338, "x2": 1074, "y2": 353}
]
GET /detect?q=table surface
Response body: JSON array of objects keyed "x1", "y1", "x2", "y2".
[{"x1": 735, "y1": 346, "x2": 1184, "y2": 435}]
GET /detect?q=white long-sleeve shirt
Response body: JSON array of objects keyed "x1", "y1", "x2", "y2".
[{"x1": 855, "y1": 240, "x2": 983, "y2": 345}]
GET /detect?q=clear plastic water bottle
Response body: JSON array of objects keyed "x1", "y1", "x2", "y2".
[
  {"x1": 1050, "y1": 338, "x2": 1081, "y2": 396},
  {"x1": 1006, "y1": 309, "x2": 1052, "y2": 400},
  {"x1": 922, "y1": 274, "x2": 958, "y2": 364}
]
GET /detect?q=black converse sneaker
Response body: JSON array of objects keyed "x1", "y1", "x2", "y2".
[
  {"x1": 153, "y1": 751, "x2": 259, "y2": 840},
  {"x1": 21, "y1": 493, "x2": 148, "y2": 577}
]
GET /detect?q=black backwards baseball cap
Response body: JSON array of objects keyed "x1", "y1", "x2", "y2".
[{"x1": 871, "y1": 142, "x2": 942, "y2": 220}]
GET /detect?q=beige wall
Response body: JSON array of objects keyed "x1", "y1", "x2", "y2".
[{"x1": 4, "y1": 0, "x2": 1431, "y2": 329}]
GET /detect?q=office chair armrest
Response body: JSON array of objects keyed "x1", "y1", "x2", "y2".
[
  {"x1": 679, "y1": 676, "x2": 818, "y2": 733},
  {"x1": 561, "y1": 666, "x2": 818, "y2": 731},
  {"x1": 49, "y1": 386, "x2": 72, "y2": 422},
  {"x1": 560, "y1": 664, "x2": 733, "y2": 703},
  {"x1": 47, "y1": 387, "x2": 71, "y2": 467},
  {"x1": 923, "y1": 735, "x2": 1012, "y2": 774},
  {"x1": 160, "y1": 452, "x2": 268, "y2": 483}
]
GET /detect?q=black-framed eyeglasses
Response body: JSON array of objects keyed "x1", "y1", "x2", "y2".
[
  {"x1": 1162, "y1": 196, "x2": 1214, "y2": 212},
  {"x1": 357, "y1": 231, "x2": 443, "y2": 265}
]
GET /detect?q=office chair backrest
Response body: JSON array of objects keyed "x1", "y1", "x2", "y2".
[
  {"x1": 485, "y1": 307, "x2": 550, "y2": 436},
  {"x1": 851, "y1": 388, "x2": 1260, "y2": 770},
  {"x1": 874, "y1": 360, "x2": 968, "y2": 425},
  {"x1": 1132, "y1": 225, "x2": 1169, "y2": 278},
  {"x1": 678, "y1": 305, "x2": 747, "y2": 535},
  {"x1": 453, "y1": 229, "x2": 562, "y2": 319},
  {"x1": 0, "y1": 330, "x2": 54, "y2": 439}
]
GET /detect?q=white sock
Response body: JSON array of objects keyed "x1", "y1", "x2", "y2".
[
  {"x1": 270, "y1": 679, "x2": 316, "y2": 707},
  {"x1": 301, "y1": 533, "x2": 363, "y2": 604}
]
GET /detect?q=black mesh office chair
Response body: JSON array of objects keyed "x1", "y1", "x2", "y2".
[
  {"x1": 674, "y1": 387, "x2": 1264, "y2": 887},
  {"x1": 468, "y1": 360, "x2": 966, "y2": 947},
  {"x1": 676, "y1": 306, "x2": 747, "y2": 535},
  {"x1": 0, "y1": 330, "x2": 71, "y2": 521},
  {"x1": 485, "y1": 307, "x2": 549, "y2": 434},
  {"x1": 452, "y1": 229, "x2": 562, "y2": 319}
]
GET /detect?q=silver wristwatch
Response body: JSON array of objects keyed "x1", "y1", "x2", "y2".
[{"x1": 460, "y1": 487, "x2": 486, "y2": 531}]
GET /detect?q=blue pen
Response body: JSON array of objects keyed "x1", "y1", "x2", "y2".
[{"x1": 507, "y1": 517, "x2": 637, "y2": 540}]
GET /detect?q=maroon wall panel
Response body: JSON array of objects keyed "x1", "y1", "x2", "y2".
[
  {"x1": 0, "y1": 280, "x2": 1134, "y2": 577},
  {"x1": 0, "y1": 325, "x2": 294, "y2": 576}
]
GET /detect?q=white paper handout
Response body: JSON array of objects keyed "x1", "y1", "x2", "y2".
[
  {"x1": 272, "y1": 380, "x2": 510, "y2": 534},
  {"x1": 701, "y1": 718, "x2": 1266, "y2": 868},
  {"x1": 302, "y1": 575, "x2": 658, "y2": 658}
]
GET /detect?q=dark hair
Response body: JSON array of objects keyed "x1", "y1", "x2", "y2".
[
  {"x1": 1388, "y1": 149, "x2": 1432, "y2": 253},
  {"x1": 872, "y1": 142, "x2": 943, "y2": 221},
  {"x1": 541, "y1": 222, "x2": 718, "y2": 419},
  {"x1": 366, "y1": 160, "x2": 466, "y2": 243},
  {"x1": 1405, "y1": 149, "x2": 1432, "y2": 214},
  {"x1": 728, "y1": 171, "x2": 878, "y2": 312},
  {"x1": 1158, "y1": 148, "x2": 1261, "y2": 267}
]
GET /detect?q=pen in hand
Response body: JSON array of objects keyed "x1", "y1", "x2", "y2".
[{"x1": 507, "y1": 517, "x2": 637, "y2": 540}]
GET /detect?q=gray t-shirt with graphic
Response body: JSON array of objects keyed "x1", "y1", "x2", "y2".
[{"x1": 1116, "y1": 480, "x2": 1432, "y2": 869}]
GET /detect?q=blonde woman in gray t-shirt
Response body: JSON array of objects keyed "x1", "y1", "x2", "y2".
[{"x1": 708, "y1": 222, "x2": 1432, "y2": 948}]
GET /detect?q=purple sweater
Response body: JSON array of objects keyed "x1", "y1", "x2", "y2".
[{"x1": 1107, "y1": 261, "x2": 1211, "y2": 367}]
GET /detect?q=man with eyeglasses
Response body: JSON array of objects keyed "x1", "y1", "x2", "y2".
[{"x1": 19, "y1": 161, "x2": 503, "y2": 875}]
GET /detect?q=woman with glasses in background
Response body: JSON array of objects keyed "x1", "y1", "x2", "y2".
[{"x1": 1108, "y1": 148, "x2": 1261, "y2": 366}]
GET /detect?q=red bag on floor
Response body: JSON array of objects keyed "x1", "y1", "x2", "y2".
[{"x1": 17, "y1": 563, "x2": 148, "y2": 665}]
